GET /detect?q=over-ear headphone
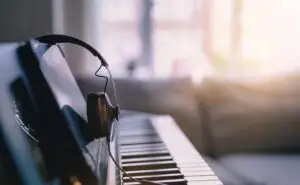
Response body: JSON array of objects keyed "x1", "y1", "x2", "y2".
[
  {"x1": 35, "y1": 34, "x2": 165, "y2": 185},
  {"x1": 36, "y1": 34, "x2": 120, "y2": 141}
]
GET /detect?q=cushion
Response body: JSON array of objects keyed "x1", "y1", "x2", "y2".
[{"x1": 199, "y1": 74, "x2": 300, "y2": 155}]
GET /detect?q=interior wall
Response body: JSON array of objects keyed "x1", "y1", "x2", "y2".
[
  {"x1": 52, "y1": 0, "x2": 102, "y2": 75},
  {"x1": 0, "y1": 0, "x2": 53, "y2": 42},
  {"x1": 0, "y1": 0, "x2": 102, "y2": 75}
]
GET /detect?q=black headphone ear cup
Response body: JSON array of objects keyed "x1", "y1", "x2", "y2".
[
  {"x1": 87, "y1": 93, "x2": 104, "y2": 138},
  {"x1": 87, "y1": 92, "x2": 119, "y2": 139}
]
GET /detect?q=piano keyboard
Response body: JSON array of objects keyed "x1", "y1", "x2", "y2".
[{"x1": 117, "y1": 115, "x2": 223, "y2": 185}]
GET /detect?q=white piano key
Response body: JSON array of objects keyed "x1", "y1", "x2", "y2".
[
  {"x1": 180, "y1": 167, "x2": 212, "y2": 172},
  {"x1": 188, "y1": 181, "x2": 223, "y2": 185},
  {"x1": 151, "y1": 115, "x2": 223, "y2": 185},
  {"x1": 122, "y1": 156, "x2": 173, "y2": 163},
  {"x1": 183, "y1": 171, "x2": 215, "y2": 176},
  {"x1": 124, "y1": 178, "x2": 187, "y2": 185},
  {"x1": 126, "y1": 168, "x2": 181, "y2": 176},
  {"x1": 123, "y1": 173, "x2": 184, "y2": 182},
  {"x1": 121, "y1": 150, "x2": 170, "y2": 159},
  {"x1": 121, "y1": 146, "x2": 168, "y2": 153},
  {"x1": 185, "y1": 175, "x2": 220, "y2": 181},
  {"x1": 177, "y1": 163, "x2": 210, "y2": 168}
]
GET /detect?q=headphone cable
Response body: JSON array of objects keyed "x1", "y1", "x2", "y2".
[
  {"x1": 106, "y1": 137, "x2": 142, "y2": 184},
  {"x1": 83, "y1": 146, "x2": 96, "y2": 171}
]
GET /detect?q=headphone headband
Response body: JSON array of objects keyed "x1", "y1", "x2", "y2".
[
  {"x1": 36, "y1": 33, "x2": 118, "y2": 108},
  {"x1": 28, "y1": 34, "x2": 158, "y2": 185},
  {"x1": 36, "y1": 34, "x2": 108, "y2": 67}
]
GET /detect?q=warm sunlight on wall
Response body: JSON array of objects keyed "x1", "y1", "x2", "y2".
[
  {"x1": 95, "y1": 0, "x2": 300, "y2": 79},
  {"x1": 211, "y1": 0, "x2": 233, "y2": 61},
  {"x1": 211, "y1": 0, "x2": 300, "y2": 77},
  {"x1": 242, "y1": 0, "x2": 300, "y2": 75},
  {"x1": 152, "y1": 0, "x2": 215, "y2": 81}
]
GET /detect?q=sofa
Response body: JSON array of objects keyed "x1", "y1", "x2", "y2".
[{"x1": 77, "y1": 71, "x2": 300, "y2": 185}]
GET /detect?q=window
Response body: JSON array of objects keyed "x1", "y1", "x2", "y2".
[
  {"x1": 210, "y1": 0, "x2": 300, "y2": 77},
  {"x1": 97, "y1": 0, "x2": 140, "y2": 77}
]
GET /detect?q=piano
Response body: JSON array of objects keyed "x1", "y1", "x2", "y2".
[
  {"x1": 106, "y1": 113, "x2": 223, "y2": 185},
  {"x1": 0, "y1": 39, "x2": 223, "y2": 184},
  {"x1": 32, "y1": 42, "x2": 223, "y2": 184},
  {"x1": 27, "y1": 40, "x2": 223, "y2": 184}
]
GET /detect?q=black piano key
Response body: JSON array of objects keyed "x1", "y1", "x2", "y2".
[
  {"x1": 120, "y1": 138, "x2": 163, "y2": 146},
  {"x1": 124, "y1": 178, "x2": 187, "y2": 185},
  {"x1": 121, "y1": 149, "x2": 170, "y2": 156},
  {"x1": 121, "y1": 143, "x2": 166, "y2": 150},
  {"x1": 122, "y1": 151, "x2": 170, "y2": 159},
  {"x1": 126, "y1": 168, "x2": 181, "y2": 176},
  {"x1": 119, "y1": 128, "x2": 153, "y2": 132},
  {"x1": 179, "y1": 167, "x2": 212, "y2": 172},
  {"x1": 187, "y1": 182, "x2": 222, "y2": 185},
  {"x1": 122, "y1": 161, "x2": 177, "y2": 171},
  {"x1": 120, "y1": 133, "x2": 159, "y2": 138},
  {"x1": 121, "y1": 145, "x2": 167, "y2": 151},
  {"x1": 119, "y1": 130, "x2": 158, "y2": 136},
  {"x1": 122, "y1": 156, "x2": 173, "y2": 164},
  {"x1": 120, "y1": 134, "x2": 160, "y2": 141},
  {"x1": 182, "y1": 171, "x2": 215, "y2": 176},
  {"x1": 120, "y1": 135, "x2": 160, "y2": 140},
  {"x1": 117, "y1": 118, "x2": 223, "y2": 185},
  {"x1": 123, "y1": 173, "x2": 184, "y2": 183},
  {"x1": 119, "y1": 125, "x2": 154, "y2": 131},
  {"x1": 184, "y1": 176, "x2": 220, "y2": 181},
  {"x1": 121, "y1": 142, "x2": 163, "y2": 147},
  {"x1": 120, "y1": 139, "x2": 162, "y2": 145},
  {"x1": 121, "y1": 146, "x2": 168, "y2": 153},
  {"x1": 119, "y1": 129, "x2": 155, "y2": 135},
  {"x1": 141, "y1": 180, "x2": 167, "y2": 185},
  {"x1": 152, "y1": 179, "x2": 187, "y2": 185}
]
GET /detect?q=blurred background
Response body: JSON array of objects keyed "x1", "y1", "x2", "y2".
[
  {"x1": 3, "y1": 1, "x2": 300, "y2": 184},
  {"x1": 2, "y1": 0, "x2": 300, "y2": 81}
]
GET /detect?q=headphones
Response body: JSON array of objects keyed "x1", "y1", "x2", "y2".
[
  {"x1": 34, "y1": 34, "x2": 164, "y2": 185},
  {"x1": 36, "y1": 34, "x2": 120, "y2": 141}
]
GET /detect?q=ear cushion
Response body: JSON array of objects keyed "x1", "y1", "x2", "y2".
[
  {"x1": 87, "y1": 92, "x2": 116, "y2": 139},
  {"x1": 87, "y1": 93, "x2": 105, "y2": 138}
]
